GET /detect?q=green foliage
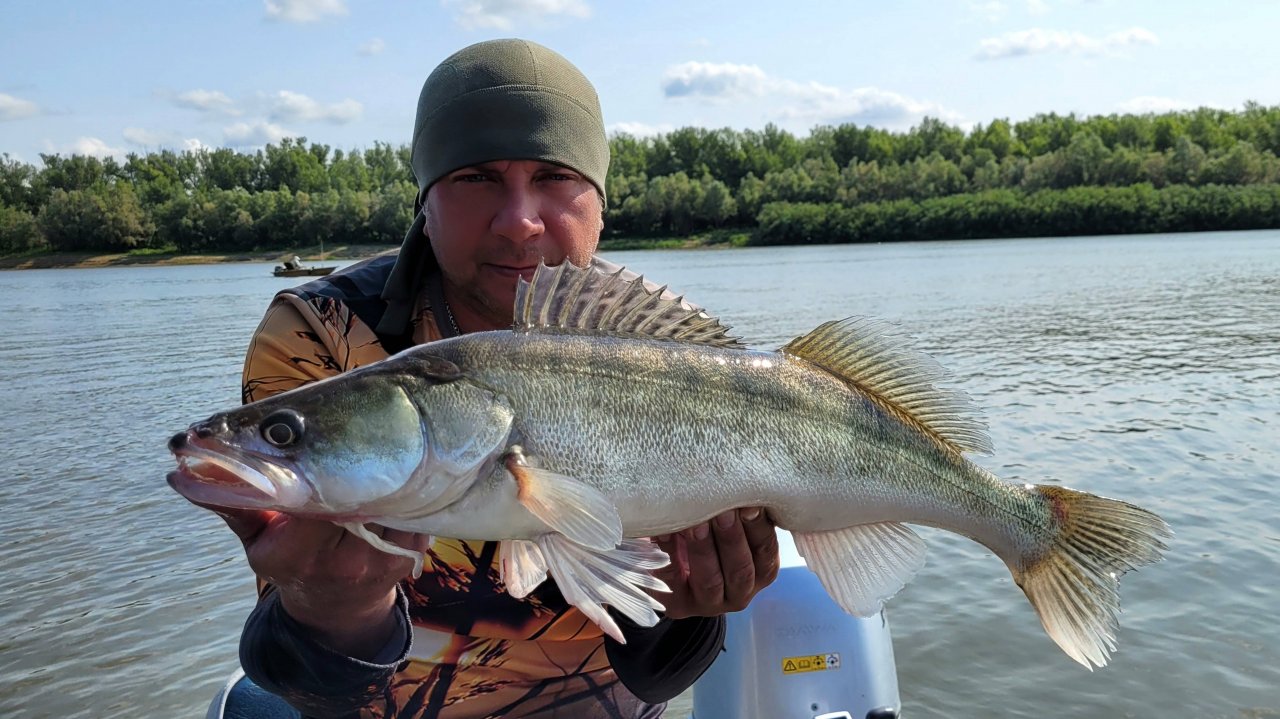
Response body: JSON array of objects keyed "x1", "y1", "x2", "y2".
[
  {"x1": 367, "y1": 181, "x2": 418, "y2": 244},
  {"x1": 123, "y1": 150, "x2": 198, "y2": 206},
  {"x1": 0, "y1": 203, "x2": 44, "y2": 253},
  {"x1": 7, "y1": 104, "x2": 1280, "y2": 257},
  {"x1": 751, "y1": 184, "x2": 1280, "y2": 245},
  {"x1": 261, "y1": 137, "x2": 330, "y2": 193},
  {"x1": 198, "y1": 148, "x2": 261, "y2": 191},
  {"x1": 34, "y1": 154, "x2": 122, "y2": 196},
  {"x1": 38, "y1": 184, "x2": 154, "y2": 251},
  {"x1": 0, "y1": 154, "x2": 37, "y2": 212},
  {"x1": 608, "y1": 172, "x2": 737, "y2": 235}
]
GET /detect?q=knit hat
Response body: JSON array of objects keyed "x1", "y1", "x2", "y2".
[{"x1": 378, "y1": 39, "x2": 610, "y2": 336}]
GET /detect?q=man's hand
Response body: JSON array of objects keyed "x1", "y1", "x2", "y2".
[
  {"x1": 209, "y1": 505, "x2": 430, "y2": 658},
  {"x1": 651, "y1": 507, "x2": 779, "y2": 618}
]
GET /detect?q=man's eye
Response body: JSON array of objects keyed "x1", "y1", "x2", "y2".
[{"x1": 540, "y1": 173, "x2": 576, "y2": 182}]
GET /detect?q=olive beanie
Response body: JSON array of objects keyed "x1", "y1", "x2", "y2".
[
  {"x1": 412, "y1": 38, "x2": 609, "y2": 203},
  {"x1": 379, "y1": 38, "x2": 609, "y2": 335}
]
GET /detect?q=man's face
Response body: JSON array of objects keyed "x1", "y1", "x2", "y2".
[{"x1": 424, "y1": 159, "x2": 604, "y2": 331}]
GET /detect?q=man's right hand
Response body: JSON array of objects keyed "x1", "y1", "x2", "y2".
[{"x1": 212, "y1": 506, "x2": 430, "y2": 659}]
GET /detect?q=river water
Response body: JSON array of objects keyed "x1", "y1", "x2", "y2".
[{"x1": 0, "y1": 230, "x2": 1276, "y2": 718}]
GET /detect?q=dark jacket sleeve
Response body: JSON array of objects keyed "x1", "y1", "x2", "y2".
[
  {"x1": 604, "y1": 613, "x2": 726, "y2": 703},
  {"x1": 239, "y1": 585, "x2": 412, "y2": 718}
]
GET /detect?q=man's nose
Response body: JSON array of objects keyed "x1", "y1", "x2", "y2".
[{"x1": 491, "y1": 185, "x2": 545, "y2": 242}]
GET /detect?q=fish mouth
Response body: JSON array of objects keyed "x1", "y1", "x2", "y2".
[{"x1": 167, "y1": 431, "x2": 309, "y2": 509}]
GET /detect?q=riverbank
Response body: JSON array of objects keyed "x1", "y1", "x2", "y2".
[
  {"x1": 0, "y1": 230, "x2": 750, "y2": 270},
  {"x1": 0, "y1": 244, "x2": 400, "y2": 270}
]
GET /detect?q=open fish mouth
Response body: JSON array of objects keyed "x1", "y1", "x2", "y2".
[{"x1": 166, "y1": 431, "x2": 306, "y2": 508}]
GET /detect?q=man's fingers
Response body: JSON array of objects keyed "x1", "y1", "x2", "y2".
[
  {"x1": 681, "y1": 522, "x2": 725, "y2": 607},
  {"x1": 740, "y1": 507, "x2": 780, "y2": 585},
  {"x1": 654, "y1": 534, "x2": 689, "y2": 582},
  {"x1": 710, "y1": 510, "x2": 756, "y2": 610}
]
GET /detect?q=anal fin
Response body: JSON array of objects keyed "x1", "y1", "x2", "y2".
[
  {"x1": 499, "y1": 539, "x2": 548, "y2": 599},
  {"x1": 537, "y1": 535, "x2": 671, "y2": 644},
  {"x1": 793, "y1": 521, "x2": 927, "y2": 617}
]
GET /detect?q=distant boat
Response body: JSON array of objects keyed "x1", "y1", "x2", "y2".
[
  {"x1": 273, "y1": 253, "x2": 335, "y2": 277},
  {"x1": 273, "y1": 265, "x2": 336, "y2": 277}
]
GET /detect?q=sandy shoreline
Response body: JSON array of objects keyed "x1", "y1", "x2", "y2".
[
  {"x1": 0, "y1": 232, "x2": 744, "y2": 270},
  {"x1": 0, "y1": 245, "x2": 400, "y2": 270}
]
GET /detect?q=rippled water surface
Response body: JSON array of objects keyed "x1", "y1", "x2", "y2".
[{"x1": 1, "y1": 230, "x2": 1276, "y2": 718}]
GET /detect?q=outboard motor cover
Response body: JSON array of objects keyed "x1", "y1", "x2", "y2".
[{"x1": 691, "y1": 566, "x2": 900, "y2": 719}]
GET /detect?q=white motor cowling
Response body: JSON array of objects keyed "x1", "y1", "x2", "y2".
[{"x1": 690, "y1": 566, "x2": 900, "y2": 719}]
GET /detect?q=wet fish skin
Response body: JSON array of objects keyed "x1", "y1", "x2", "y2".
[{"x1": 167, "y1": 262, "x2": 1169, "y2": 666}]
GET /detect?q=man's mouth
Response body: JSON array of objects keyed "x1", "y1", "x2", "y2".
[{"x1": 485, "y1": 263, "x2": 540, "y2": 280}]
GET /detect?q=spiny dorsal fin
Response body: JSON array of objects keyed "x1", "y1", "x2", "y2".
[
  {"x1": 514, "y1": 262, "x2": 745, "y2": 348},
  {"x1": 783, "y1": 317, "x2": 993, "y2": 455}
]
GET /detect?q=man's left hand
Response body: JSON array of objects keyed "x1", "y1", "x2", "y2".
[{"x1": 651, "y1": 507, "x2": 779, "y2": 618}]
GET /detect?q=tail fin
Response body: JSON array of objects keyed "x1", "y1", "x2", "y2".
[{"x1": 1014, "y1": 485, "x2": 1171, "y2": 669}]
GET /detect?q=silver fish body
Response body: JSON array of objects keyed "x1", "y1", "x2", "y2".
[
  {"x1": 408, "y1": 331, "x2": 1023, "y2": 550},
  {"x1": 168, "y1": 262, "x2": 1169, "y2": 668}
]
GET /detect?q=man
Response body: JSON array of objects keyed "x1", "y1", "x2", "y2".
[{"x1": 214, "y1": 39, "x2": 780, "y2": 718}]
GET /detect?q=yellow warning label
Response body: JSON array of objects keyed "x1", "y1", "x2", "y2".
[{"x1": 781, "y1": 653, "x2": 840, "y2": 674}]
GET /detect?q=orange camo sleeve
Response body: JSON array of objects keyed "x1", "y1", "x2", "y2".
[{"x1": 241, "y1": 293, "x2": 389, "y2": 404}]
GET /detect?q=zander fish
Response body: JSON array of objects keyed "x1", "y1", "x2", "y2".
[{"x1": 168, "y1": 262, "x2": 1170, "y2": 668}]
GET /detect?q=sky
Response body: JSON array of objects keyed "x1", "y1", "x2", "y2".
[{"x1": 2, "y1": 0, "x2": 1279, "y2": 164}]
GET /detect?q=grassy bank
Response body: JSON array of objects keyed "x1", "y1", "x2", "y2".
[{"x1": 597, "y1": 228, "x2": 751, "y2": 251}]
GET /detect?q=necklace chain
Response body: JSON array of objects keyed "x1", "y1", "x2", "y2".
[{"x1": 442, "y1": 298, "x2": 461, "y2": 335}]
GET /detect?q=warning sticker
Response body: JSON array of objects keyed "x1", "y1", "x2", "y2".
[{"x1": 781, "y1": 653, "x2": 841, "y2": 674}]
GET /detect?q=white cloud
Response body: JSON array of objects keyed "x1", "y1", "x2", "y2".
[
  {"x1": 780, "y1": 87, "x2": 961, "y2": 129},
  {"x1": 56, "y1": 137, "x2": 125, "y2": 159},
  {"x1": 266, "y1": 90, "x2": 362, "y2": 123},
  {"x1": 608, "y1": 121, "x2": 677, "y2": 138},
  {"x1": 265, "y1": 0, "x2": 347, "y2": 23},
  {"x1": 224, "y1": 121, "x2": 292, "y2": 146},
  {"x1": 1116, "y1": 96, "x2": 1196, "y2": 114},
  {"x1": 123, "y1": 127, "x2": 210, "y2": 152},
  {"x1": 1027, "y1": 0, "x2": 1049, "y2": 15},
  {"x1": 662, "y1": 62, "x2": 771, "y2": 99},
  {"x1": 0, "y1": 93, "x2": 39, "y2": 120},
  {"x1": 444, "y1": 0, "x2": 590, "y2": 30},
  {"x1": 173, "y1": 89, "x2": 239, "y2": 115},
  {"x1": 359, "y1": 37, "x2": 385, "y2": 56},
  {"x1": 976, "y1": 26, "x2": 1158, "y2": 60},
  {"x1": 661, "y1": 61, "x2": 959, "y2": 129}
]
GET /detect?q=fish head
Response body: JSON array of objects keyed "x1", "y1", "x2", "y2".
[{"x1": 167, "y1": 352, "x2": 511, "y2": 517}]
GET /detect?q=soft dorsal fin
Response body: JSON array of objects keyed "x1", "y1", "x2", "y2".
[
  {"x1": 514, "y1": 262, "x2": 745, "y2": 348},
  {"x1": 783, "y1": 317, "x2": 993, "y2": 455}
]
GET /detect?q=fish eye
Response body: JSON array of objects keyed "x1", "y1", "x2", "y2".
[{"x1": 261, "y1": 410, "x2": 305, "y2": 447}]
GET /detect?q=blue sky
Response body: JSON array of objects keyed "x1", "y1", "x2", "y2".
[{"x1": 2, "y1": 0, "x2": 1277, "y2": 164}]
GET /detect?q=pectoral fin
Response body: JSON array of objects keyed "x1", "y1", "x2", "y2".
[
  {"x1": 506, "y1": 447, "x2": 623, "y2": 551},
  {"x1": 499, "y1": 539, "x2": 548, "y2": 598},
  {"x1": 793, "y1": 521, "x2": 927, "y2": 617},
  {"x1": 537, "y1": 534, "x2": 671, "y2": 644}
]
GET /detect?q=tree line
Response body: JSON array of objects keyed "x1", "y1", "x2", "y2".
[{"x1": 5, "y1": 103, "x2": 1280, "y2": 255}]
